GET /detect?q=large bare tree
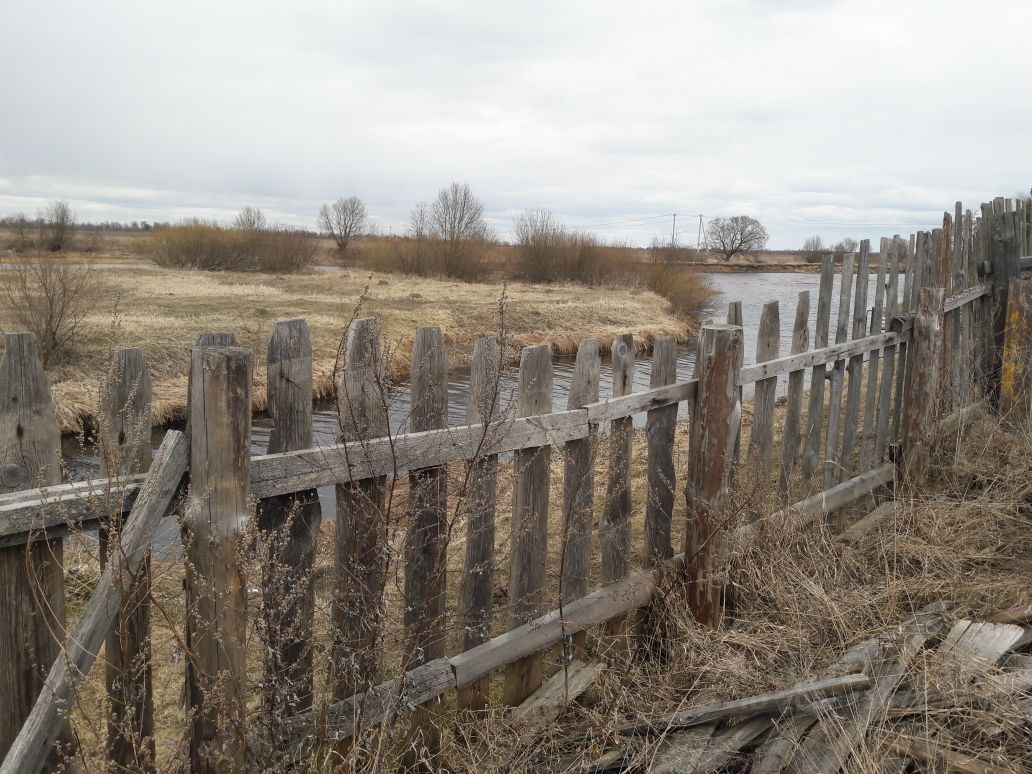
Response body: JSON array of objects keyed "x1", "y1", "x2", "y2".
[
  {"x1": 234, "y1": 206, "x2": 267, "y2": 232},
  {"x1": 42, "y1": 200, "x2": 75, "y2": 251},
  {"x1": 705, "y1": 216, "x2": 768, "y2": 261},
  {"x1": 318, "y1": 196, "x2": 366, "y2": 256},
  {"x1": 429, "y1": 182, "x2": 490, "y2": 278}
]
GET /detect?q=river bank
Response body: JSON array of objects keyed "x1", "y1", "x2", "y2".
[{"x1": 0, "y1": 267, "x2": 697, "y2": 434}]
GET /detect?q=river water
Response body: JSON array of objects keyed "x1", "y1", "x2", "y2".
[{"x1": 61, "y1": 271, "x2": 883, "y2": 544}]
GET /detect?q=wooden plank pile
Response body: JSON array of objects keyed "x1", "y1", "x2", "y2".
[{"x1": 525, "y1": 602, "x2": 1032, "y2": 773}]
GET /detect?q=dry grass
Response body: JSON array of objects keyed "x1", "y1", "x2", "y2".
[
  {"x1": 0, "y1": 267, "x2": 693, "y2": 432},
  {"x1": 52, "y1": 393, "x2": 1032, "y2": 771}
]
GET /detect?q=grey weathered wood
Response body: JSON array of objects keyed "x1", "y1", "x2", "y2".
[
  {"x1": 875, "y1": 239, "x2": 901, "y2": 462},
  {"x1": 824, "y1": 251, "x2": 855, "y2": 488},
  {"x1": 839, "y1": 502, "x2": 895, "y2": 545},
  {"x1": 616, "y1": 673, "x2": 872, "y2": 736},
  {"x1": 600, "y1": 333, "x2": 635, "y2": 639},
  {"x1": 0, "y1": 332, "x2": 66, "y2": 764},
  {"x1": 258, "y1": 319, "x2": 321, "y2": 718},
  {"x1": 685, "y1": 324, "x2": 742, "y2": 628},
  {"x1": 901, "y1": 288, "x2": 945, "y2": 486},
  {"x1": 784, "y1": 604, "x2": 950, "y2": 773},
  {"x1": 504, "y1": 344, "x2": 553, "y2": 705},
  {"x1": 779, "y1": 292, "x2": 810, "y2": 493},
  {"x1": 1001, "y1": 279, "x2": 1032, "y2": 417},
  {"x1": 0, "y1": 432, "x2": 186, "y2": 774},
  {"x1": 184, "y1": 346, "x2": 251, "y2": 773},
  {"x1": 586, "y1": 380, "x2": 694, "y2": 422},
  {"x1": 749, "y1": 302, "x2": 781, "y2": 472},
  {"x1": 802, "y1": 257, "x2": 835, "y2": 479},
  {"x1": 403, "y1": 326, "x2": 449, "y2": 762},
  {"x1": 738, "y1": 332, "x2": 898, "y2": 385},
  {"x1": 952, "y1": 202, "x2": 967, "y2": 407},
  {"x1": 939, "y1": 619, "x2": 1026, "y2": 666},
  {"x1": 644, "y1": 336, "x2": 677, "y2": 567},
  {"x1": 839, "y1": 242, "x2": 870, "y2": 482},
  {"x1": 726, "y1": 302, "x2": 744, "y2": 477},
  {"x1": 515, "y1": 660, "x2": 600, "y2": 737},
  {"x1": 99, "y1": 346, "x2": 154, "y2": 770},
  {"x1": 861, "y1": 238, "x2": 888, "y2": 470},
  {"x1": 735, "y1": 463, "x2": 895, "y2": 543},
  {"x1": 892, "y1": 237, "x2": 916, "y2": 440},
  {"x1": 331, "y1": 317, "x2": 390, "y2": 700},
  {"x1": 457, "y1": 336, "x2": 501, "y2": 712}
]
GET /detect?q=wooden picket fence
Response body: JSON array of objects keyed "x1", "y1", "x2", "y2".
[{"x1": 0, "y1": 195, "x2": 1031, "y2": 772}]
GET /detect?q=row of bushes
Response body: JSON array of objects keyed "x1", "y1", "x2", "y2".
[{"x1": 150, "y1": 220, "x2": 319, "y2": 273}]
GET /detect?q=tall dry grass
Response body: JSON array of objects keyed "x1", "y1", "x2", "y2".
[{"x1": 149, "y1": 220, "x2": 318, "y2": 273}]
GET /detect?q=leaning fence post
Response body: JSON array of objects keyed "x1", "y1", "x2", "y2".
[
  {"x1": 185, "y1": 345, "x2": 251, "y2": 773},
  {"x1": 684, "y1": 324, "x2": 742, "y2": 628},
  {"x1": 403, "y1": 326, "x2": 449, "y2": 764},
  {"x1": 504, "y1": 344, "x2": 552, "y2": 705},
  {"x1": 987, "y1": 209, "x2": 1021, "y2": 406},
  {"x1": 100, "y1": 346, "x2": 154, "y2": 770},
  {"x1": 0, "y1": 333, "x2": 66, "y2": 764},
  {"x1": 457, "y1": 336, "x2": 502, "y2": 712},
  {"x1": 258, "y1": 319, "x2": 321, "y2": 718},
  {"x1": 1001, "y1": 279, "x2": 1032, "y2": 418},
  {"x1": 901, "y1": 289, "x2": 945, "y2": 486}
]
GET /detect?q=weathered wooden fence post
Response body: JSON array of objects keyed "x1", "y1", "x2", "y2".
[
  {"x1": 600, "y1": 333, "x2": 634, "y2": 643},
  {"x1": 332, "y1": 318, "x2": 389, "y2": 700},
  {"x1": 779, "y1": 291, "x2": 810, "y2": 493},
  {"x1": 504, "y1": 344, "x2": 552, "y2": 705},
  {"x1": 749, "y1": 302, "x2": 780, "y2": 472},
  {"x1": 802, "y1": 257, "x2": 835, "y2": 479},
  {"x1": 560, "y1": 338, "x2": 600, "y2": 659},
  {"x1": 987, "y1": 209, "x2": 1022, "y2": 407},
  {"x1": 824, "y1": 251, "x2": 855, "y2": 488},
  {"x1": 403, "y1": 326, "x2": 449, "y2": 763},
  {"x1": 684, "y1": 324, "x2": 742, "y2": 628},
  {"x1": 185, "y1": 345, "x2": 251, "y2": 773},
  {"x1": 1001, "y1": 279, "x2": 1032, "y2": 418},
  {"x1": 458, "y1": 336, "x2": 501, "y2": 712},
  {"x1": 901, "y1": 289, "x2": 945, "y2": 486},
  {"x1": 840, "y1": 241, "x2": 870, "y2": 482},
  {"x1": 100, "y1": 346, "x2": 154, "y2": 770},
  {"x1": 258, "y1": 319, "x2": 321, "y2": 718},
  {"x1": 0, "y1": 333, "x2": 66, "y2": 764},
  {"x1": 875, "y1": 239, "x2": 901, "y2": 464}
]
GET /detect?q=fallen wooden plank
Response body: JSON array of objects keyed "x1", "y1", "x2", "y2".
[
  {"x1": 938, "y1": 399, "x2": 989, "y2": 437},
  {"x1": 840, "y1": 502, "x2": 895, "y2": 544},
  {"x1": 0, "y1": 431, "x2": 187, "y2": 774},
  {"x1": 944, "y1": 282, "x2": 991, "y2": 313},
  {"x1": 615, "y1": 673, "x2": 872, "y2": 736},
  {"x1": 882, "y1": 734, "x2": 1019, "y2": 774},
  {"x1": 515, "y1": 660, "x2": 600, "y2": 737},
  {"x1": 652, "y1": 717, "x2": 772, "y2": 774},
  {"x1": 939, "y1": 620, "x2": 1026, "y2": 665},
  {"x1": 783, "y1": 602, "x2": 950, "y2": 774}
]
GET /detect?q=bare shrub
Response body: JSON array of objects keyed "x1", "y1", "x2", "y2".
[
  {"x1": 802, "y1": 234, "x2": 826, "y2": 255},
  {"x1": 150, "y1": 220, "x2": 251, "y2": 270},
  {"x1": 512, "y1": 208, "x2": 564, "y2": 282},
  {"x1": 319, "y1": 196, "x2": 367, "y2": 258},
  {"x1": 234, "y1": 205, "x2": 267, "y2": 233},
  {"x1": 256, "y1": 228, "x2": 319, "y2": 273},
  {"x1": 0, "y1": 255, "x2": 104, "y2": 365},
  {"x1": 3, "y1": 212, "x2": 36, "y2": 252},
  {"x1": 706, "y1": 215, "x2": 769, "y2": 261},
  {"x1": 643, "y1": 263, "x2": 720, "y2": 320}
]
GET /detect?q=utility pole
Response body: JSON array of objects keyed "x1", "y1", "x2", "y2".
[
  {"x1": 671, "y1": 213, "x2": 677, "y2": 247},
  {"x1": 697, "y1": 214, "x2": 704, "y2": 249}
]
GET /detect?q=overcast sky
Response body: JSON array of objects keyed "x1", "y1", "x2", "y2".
[{"x1": 1, "y1": 0, "x2": 1029, "y2": 248}]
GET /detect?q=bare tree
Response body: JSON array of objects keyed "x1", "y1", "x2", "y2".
[
  {"x1": 42, "y1": 200, "x2": 75, "y2": 252},
  {"x1": 429, "y1": 182, "x2": 490, "y2": 279},
  {"x1": 832, "y1": 237, "x2": 858, "y2": 259},
  {"x1": 318, "y1": 196, "x2": 367, "y2": 257},
  {"x1": 705, "y1": 216, "x2": 768, "y2": 261},
  {"x1": 802, "y1": 234, "x2": 826, "y2": 255},
  {"x1": 234, "y1": 206, "x2": 267, "y2": 232},
  {"x1": 0, "y1": 256, "x2": 104, "y2": 365}
]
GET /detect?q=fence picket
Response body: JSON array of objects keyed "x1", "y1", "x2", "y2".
[
  {"x1": 779, "y1": 291, "x2": 810, "y2": 493},
  {"x1": 749, "y1": 302, "x2": 780, "y2": 472},
  {"x1": 644, "y1": 336, "x2": 677, "y2": 566},
  {"x1": 861, "y1": 239, "x2": 888, "y2": 470},
  {"x1": 824, "y1": 252, "x2": 855, "y2": 488},
  {"x1": 504, "y1": 344, "x2": 553, "y2": 705},
  {"x1": 99, "y1": 346, "x2": 154, "y2": 769},
  {"x1": 840, "y1": 241, "x2": 870, "y2": 482},
  {"x1": 802, "y1": 256, "x2": 835, "y2": 479},
  {"x1": 458, "y1": 336, "x2": 501, "y2": 711}
]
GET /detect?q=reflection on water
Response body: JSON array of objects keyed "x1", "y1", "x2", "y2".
[{"x1": 61, "y1": 270, "x2": 885, "y2": 547}]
